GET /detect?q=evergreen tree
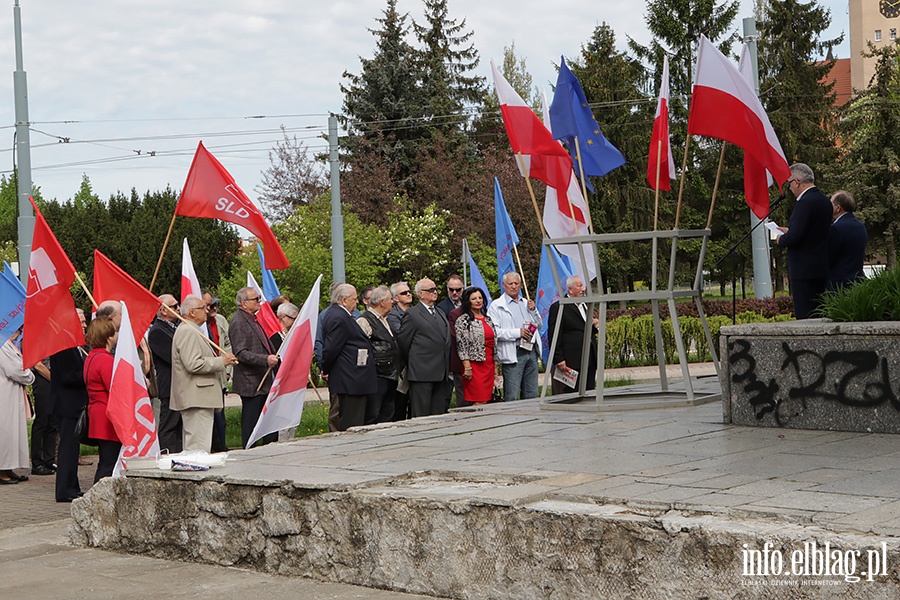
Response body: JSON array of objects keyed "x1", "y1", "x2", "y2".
[
  {"x1": 340, "y1": 0, "x2": 425, "y2": 186},
  {"x1": 833, "y1": 42, "x2": 900, "y2": 267}
]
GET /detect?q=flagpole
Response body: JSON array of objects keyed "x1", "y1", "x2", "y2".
[
  {"x1": 515, "y1": 152, "x2": 548, "y2": 239},
  {"x1": 161, "y1": 303, "x2": 230, "y2": 356},
  {"x1": 74, "y1": 272, "x2": 98, "y2": 309},
  {"x1": 572, "y1": 137, "x2": 595, "y2": 234},
  {"x1": 256, "y1": 366, "x2": 273, "y2": 393},
  {"x1": 511, "y1": 244, "x2": 531, "y2": 301},
  {"x1": 707, "y1": 143, "x2": 727, "y2": 230},
  {"x1": 149, "y1": 212, "x2": 178, "y2": 293},
  {"x1": 653, "y1": 139, "x2": 662, "y2": 231},
  {"x1": 674, "y1": 136, "x2": 692, "y2": 230}
]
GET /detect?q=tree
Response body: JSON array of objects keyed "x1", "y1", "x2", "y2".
[
  {"x1": 833, "y1": 42, "x2": 900, "y2": 267},
  {"x1": 255, "y1": 127, "x2": 327, "y2": 222},
  {"x1": 340, "y1": 0, "x2": 425, "y2": 187}
]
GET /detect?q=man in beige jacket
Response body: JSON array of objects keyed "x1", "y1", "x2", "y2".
[{"x1": 171, "y1": 295, "x2": 237, "y2": 453}]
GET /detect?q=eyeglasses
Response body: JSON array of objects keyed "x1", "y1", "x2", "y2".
[
  {"x1": 166, "y1": 303, "x2": 179, "y2": 310},
  {"x1": 422, "y1": 287, "x2": 438, "y2": 294},
  {"x1": 245, "y1": 296, "x2": 261, "y2": 303},
  {"x1": 448, "y1": 287, "x2": 463, "y2": 293},
  {"x1": 209, "y1": 303, "x2": 219, "y2": 309},
  {"x1": 190, "y1": 305, "x2": 209, "y2": 313},
  {"x1": 284, "y1": 315, "x2": 296, "y2": 321},
  {"x1": 397, "y1": 290, "x2": 412, "y2": 296}
]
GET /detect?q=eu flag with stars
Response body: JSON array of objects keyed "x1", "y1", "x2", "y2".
[{"x1": 549, "y1": 56, "x2": 625, "y2": 186}]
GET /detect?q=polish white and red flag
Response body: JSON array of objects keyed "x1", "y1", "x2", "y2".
[
  {"x1": 687, "y1": 35, "x2": 790, "y2": 187},
  {"x1": 247, "y1": 271, "x2": 281, "y2": 338},
  {"x1": 176, "y1": 141, "x2": 289, "y2": 269},
  {"x1": 246, "y1": 275, "x2": 321, "y2": 448},
  {"x1": 108, "y1": 301, "x2": 160, "y2": 475},
  {"x1": 181, "y1": 238, "x2": 202, "y2": 304},
  {"x1": 738, "y1": 43, "x2": 780, "y2": 219},
  {"x1": 491, "y1": 60, "x2": 574, "y2": 193},
  {"x1": 647, "y1": 55, "x2": 677, "y2": 191},
  {"x1": 540, "y1": 91, "x2": 596, "y2": 283}
]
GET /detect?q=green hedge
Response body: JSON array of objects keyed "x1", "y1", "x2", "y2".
[{"x1": 602, "y1": 312, "x2": 783, "y2": 368}]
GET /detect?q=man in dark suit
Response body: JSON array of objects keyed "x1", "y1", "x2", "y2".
[
  {"x1": 776, "y1": 163, "x2": 834, "y2": 319},
  {"x1": 50, "y1": 309, "x2": 88, "y2": 503},
  {"x1": 397, "y1": 278, "x2": 451, "y2": 417},
  {"x1": 230, "y1": 287, "x2": 280, "y2": 448},
  {"x1": 547, "y1": 275, "x2": 598, "y2": 394},
  {"x1": 436, "y1": 274, "x2": 463, "y2": 317},
  {"x1": 321, "y1": 284, "x2": 378, "y2": 430},
  {"x1": 827, "y1": 190, "x2": 868, "y2": 292},
  {"x1": 148, "y1": 294, "x2": 182, "y2": 454}
]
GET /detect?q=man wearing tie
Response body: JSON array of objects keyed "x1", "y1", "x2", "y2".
[
  {"x1": 827, "y1": 190, "x2": 868, "y2": 292},
  {"x1": 547, "y1": 275, "x2": 598, "y2": 394},
  {"x1": 397, "y1": 278, "x2": 451, "y2": 417}
]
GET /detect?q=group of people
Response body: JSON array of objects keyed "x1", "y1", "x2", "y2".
[
  {"x1": 317, "y1": 271, "x2": 555, "y2": 431},
  {"x1": 775, "y1": 163, "x2": 868, "y2": 319}
]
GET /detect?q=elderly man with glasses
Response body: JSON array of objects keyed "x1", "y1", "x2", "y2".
[
  {"x1": 171, "y1": 295, "x2": 238, "y2": 453},
  {"x1": 488, "y1": 271, "x2": 542, "y2": 401},
  {"x1": 397, "y1": 278, "x2": 451, "y2": 417},
  {"x1": 230, "y1": 286, "x2": 281, "y2": 447},
  {"x1": 775, "y1": 163, "x2": 834, "y2": 319}
]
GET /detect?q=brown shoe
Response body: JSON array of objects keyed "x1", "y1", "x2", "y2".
[{"x1": 78, "y1": 457, "x2": 93, "y2": 466}]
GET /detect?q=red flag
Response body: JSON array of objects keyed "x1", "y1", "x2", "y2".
[
  {"x1": 246, "y1": 275, "x2": 321, "y2": 448},
  {"x1": 108, "y1": 301, "x2": 159, "y2": 467},
  {"x1": 93, "y1": 250, "x2": 161, "y2": 343},
  {"x1": 739, "y1": 44, "x2": 777, "y2": 219},
  {"x1": 22, "y1": 198, "x2": 84, "y2": 369},
  {"x1": 491, "y1": 60, "x2": 573, "y2": 192},
  {"x1": 647, "y1": 56, "x2": 677, "y2": 192},
  {"x1": 177, "y1": 141, "x2": 289, "y2": 269},
  {"x1": 180, "y1": 238, "x2": 202, "y2": 303},
  {"x1": 247, "y1": 271, "x2": 281, "y2": 338},
  {"x1": 687, "y1": 35, "x2": 790, "y2": 185}
]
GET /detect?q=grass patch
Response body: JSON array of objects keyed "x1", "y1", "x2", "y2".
[{"x1": 223, "y1": 402, "x2": 330, "y2": 449}]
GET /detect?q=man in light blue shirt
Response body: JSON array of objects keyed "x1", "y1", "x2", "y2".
[{"x1": 487, "y1": 271, "x2": 542, "y2": 401}]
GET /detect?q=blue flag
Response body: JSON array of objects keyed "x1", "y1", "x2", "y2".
[
  {"x1": 549, "y1": 56, "x2": 625, "y2": 189},
  {"x1": 0, "y1": 262, "x2": 26, "y2": 348},
  {"x1": 257, "y1": 243, "x2": 281, "y2": 301},
  {"x1": 494, "y1": 177, "x2": 519, "y2": 290},
  {"x1": 536, "y1": 246, "x2": 575, "y2": 363},
  {"x1": 467, "y1": 252, "x2": 491, "y2": 309}
]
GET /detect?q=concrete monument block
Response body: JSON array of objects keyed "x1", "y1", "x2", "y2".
[{"x1": 720, "y1": 321, "x2": 900, "y2": 433}]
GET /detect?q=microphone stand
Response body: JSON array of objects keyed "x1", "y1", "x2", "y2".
[{"x1": 714, "y1": 191, "x2": 788, "y2": 323}]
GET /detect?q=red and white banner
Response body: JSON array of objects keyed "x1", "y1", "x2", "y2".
[
  {"x1": 181, "y1": 238, "x2": 202, "y2": 304},
  {"x1": 687, "y1": 35, "x2": 790, "y2": 185},
  {"x1": 108, "y1": 301, "x2": 160, "y2": 474},
  {"x1": 647, "y1": 56, "x2": 677, "y2": 191},
  {"x1": 738, "y1": 43, "x2": 778, "y2": 219},
  {"x1": 93, "y1": 250, "x2": 160, "y2": 343},
  {"x1": 247, "y1": 271, "x2": 281, "y2": 339},
  {"x1": 246, "y1": 275, "x2": 321, "y2": 448},
  {"x1": 177, "y1": 141, "x2": 289, "y2": 269},
  {"x1": 491, "y1": 60, "x2": 573, "y2": 193},
  {"x1": 22, "y1": 198, "x2": 84, "y2": 369}
]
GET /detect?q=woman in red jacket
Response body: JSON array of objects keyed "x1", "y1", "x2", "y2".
[{"x1": 83, "y1": 317, "x2": 121, "y2": 482}]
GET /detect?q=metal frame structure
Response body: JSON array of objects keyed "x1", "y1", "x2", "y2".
[{"x1": 540, "y1": 229, "x2": 722, "y2": 410}]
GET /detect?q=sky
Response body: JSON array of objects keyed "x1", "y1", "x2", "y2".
[{"x1": 0, "y1": 0, "x2": 849, "y2": 205}]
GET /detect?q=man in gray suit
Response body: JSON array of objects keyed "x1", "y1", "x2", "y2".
[
  {"x1": 171, "y1": 296, "x2": 238, "y2": 453},
  {"x1": 397, "y1": 278, "x2": 451, "y2": 417}
]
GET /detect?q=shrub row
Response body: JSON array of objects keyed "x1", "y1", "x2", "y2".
[{"x1": 605, "y1": 296, "x2": 794, "y2": 321}]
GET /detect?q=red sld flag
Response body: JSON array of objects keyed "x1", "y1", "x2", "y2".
[
  {"x1": 491, "y1": 60, "x2": 573, "y2": 192},
  {"x1": 687, "y1": 35, "x2": 790, "y2": 185},
  {"x1": 647, "y1": 56, "x2": 677, "y2": 192},
  {"x1": 177, "y1": 141, "x2": 289, "y2": 269},
  {"x1": 22, "y1": 198, "x2": 84, "y2": 369},
  {"x1": 93, "y1": 250, "x2": 161, "y2": 343}
]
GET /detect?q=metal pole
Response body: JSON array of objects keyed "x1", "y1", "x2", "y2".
[
  {"x1": 328, "y1": 115, "x2": 345, "y2": 283},
  {"x1": 13, "y1": 0, "x2": 34, "y2": 286},
  {"x1": 743, "y1": 17, "x2": 773, "y2": 299}
]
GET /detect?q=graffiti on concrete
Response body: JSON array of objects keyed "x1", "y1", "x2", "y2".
[{"x1": 729, "y1": 340, "x2": 900, "y2": 426}]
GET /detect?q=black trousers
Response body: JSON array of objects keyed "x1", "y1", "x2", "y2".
[
  {"x1": 790, "y1": 278, "x2": 826, "y2": 320},
  {"x1": 30, "y1": 376, "x2": 57, "y2": 469},
  {"x1": 338, "y1": 394, "x2": 368, "y2": 431},
  {"x1": 408, "y1": 380, "x2": 450, "y2": 418},
  {"x1": 94, "y1": 439, "x2": 122, "y2": 483},
  {"x1": 157, "y1": 397, "x2": 183, "y2": 454},
  {"x1": 55, "y1": 415, "x2": 81, "y2": 501},
  {"x1": 240, "y1": 394, "x2": 277, "y2": 448}
]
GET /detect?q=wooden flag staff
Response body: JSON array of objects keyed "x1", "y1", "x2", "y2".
[
  {"x1": 149, "y1": 212, "x2": 178, "y2": 294},
  {"x1": 707, "y1": 143, "x2": 728, "y2": 230}
]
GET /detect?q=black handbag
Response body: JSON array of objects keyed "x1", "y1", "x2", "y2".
[{"x1": 74, "y1": 407, "x2": 94, "y2": 445}]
